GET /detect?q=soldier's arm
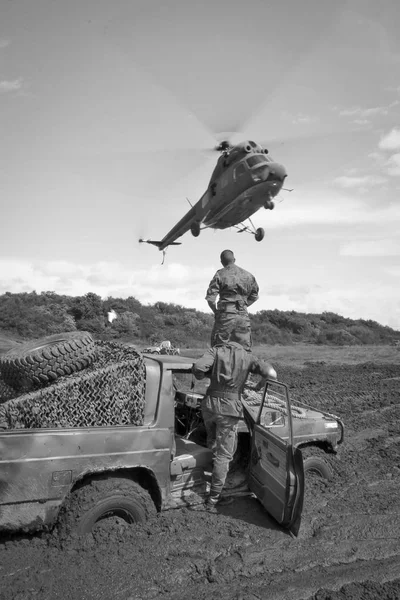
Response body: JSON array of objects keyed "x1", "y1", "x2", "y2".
[
  {"x1": 251, "y1": 357, "x2": 277, "y2": 390},
  {"x1": 192, "y1": 348, "x2": 216, "y2": 380},
  {"x1": 246, "y1": 277, "x2": 259, "y2": 307},
  {"x1": 205, "y1": 272, "x2": 220, "y2": 314}
]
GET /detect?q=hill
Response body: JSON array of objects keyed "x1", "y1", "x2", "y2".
[{"x1": 0, "y1": 291, "x2": 399, "y2": 348}]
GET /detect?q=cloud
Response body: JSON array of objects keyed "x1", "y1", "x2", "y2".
[
  {"x1": 337, "y1": 101, "x2": 399, "y2": 122},
  {"x1": 257, "y1": 189, "x2": 400, "y2": 230},
  {"x1": 379, "y1": 128, "x2": 400, "y2": 151},
  {"x1": 340, "y1": 239, "x2": 400, "y2": 257},
  {"x1": 370, "y1": 133, "x2": 400, "y2": 177},
  {"x1": 384, "y1": 266, "x2": 400, "y2": 277},
  {"x1": 33, "y1": 261, "x2": 85, "y2": 278},
  {"x1": 333, "y1": 175, "x2": 387, "y2": 189},
  {"x1": 387, "y1": 153, "x2": 400, "y2": 176},
  {"x1": 0, "y1": 39, "x2": 10, "y2": 49},
  {"x1": 0, "y1": 78, "x2": 24, "y2": 94},
  {"x1": 256, "y1": 284, "x2": 400, "y2": 330},
  {"x1": 0, "y1": 259, "x2": 211, "y2": 310},
  {"x1": 368, "y1": 151, "x2": 386, "y2": 165},
  {"x1": 282, "y1": 111, "x2": 319, "y2": 125}
]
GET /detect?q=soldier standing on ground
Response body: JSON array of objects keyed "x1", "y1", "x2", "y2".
[
  {"x1": 193, "y1": 318, "x2": 277, "y2": 510},
  {"x1": 205, "y1": 250, "x2": 259, "y2": 350}
]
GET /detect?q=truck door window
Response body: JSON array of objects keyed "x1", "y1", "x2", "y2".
[
  {"x1": 260, "y1": 383, "x2": 288, "y2": 427},
  {"x1": 242, "y1": 387, "x2": 285, "y2": 427}
]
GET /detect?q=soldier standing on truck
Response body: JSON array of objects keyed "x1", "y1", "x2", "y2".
[
  {"x1": 193, "y1": 318, "x2": 277, "y2": 510},
  {"x1": 205, "y1": 250, "x2": 259, "y2": 350}
]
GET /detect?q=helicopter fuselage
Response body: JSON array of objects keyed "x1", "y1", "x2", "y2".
[
  {"x1": 139, "y1": 140, "x2": 287, "y2": 251},
  {"x1": 201, "y1": 146, "x2": 286, "y2": 229}
]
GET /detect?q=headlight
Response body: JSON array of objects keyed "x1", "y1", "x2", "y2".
[{"x1": 324, "y1": 421, "x2": 338, "y2": 429}]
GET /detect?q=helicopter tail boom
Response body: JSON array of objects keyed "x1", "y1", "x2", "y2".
[{"x1": 139, "y1": 238, "x2": 182, "y2": 249}]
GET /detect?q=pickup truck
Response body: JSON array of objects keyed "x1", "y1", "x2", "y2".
[{"x1": 0, "y1": 354, "x2": 311, "y2": 538}]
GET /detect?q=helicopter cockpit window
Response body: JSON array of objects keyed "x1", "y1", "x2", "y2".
[
  {"x1": 221, "y1": 175, "x2": 229, "y2": 188},
  {"x1": 246, "y1": 155, "x2": 268, "y2": 168},
  {"x1": 234, "y1": 164, "x2": 247, "y2": 181}
]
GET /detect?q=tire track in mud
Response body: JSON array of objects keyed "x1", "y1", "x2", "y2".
[
  {"x1": 154, "y1": 364, "x2": 400, "y2": 599},
  {"x1": 183, "y1": 364, "x2": 400, "y2": 600},
  {"x1": 184, "y1": 556, "x2": 400, "y2": 600}
]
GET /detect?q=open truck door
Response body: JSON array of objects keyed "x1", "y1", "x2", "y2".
[{"x1": 243, "y1": 380, "x2": 305, "y2": 537}]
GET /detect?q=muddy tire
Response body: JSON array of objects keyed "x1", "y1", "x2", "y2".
[
  {"x1": 0, "y1": 331, "x2": 96, "y2": 391},
  {"x1": 58, "y1": 476, "x2": 157, "y2": 536},
  {"x1": 301, "y1": 447, "x2": 334, "y2": 480}
]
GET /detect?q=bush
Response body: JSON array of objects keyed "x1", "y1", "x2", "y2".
[{"x1": 1, "y1": 293, "x2": 399, "y2": 347}]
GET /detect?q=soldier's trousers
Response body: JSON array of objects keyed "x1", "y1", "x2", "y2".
[
  {"x1": 201, "y1": 408, "x2": 240, "y2": 498},
  {"x1": 211, "y1": 311, "x2": 252, "y2": 349}
]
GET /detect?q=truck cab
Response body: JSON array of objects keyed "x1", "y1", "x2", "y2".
[{"x1": 175, "y1": 372, "x2": 344, "y2": 480}]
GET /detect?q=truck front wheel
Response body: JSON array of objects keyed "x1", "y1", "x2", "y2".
[
  {"x1": 301, "y1": 447, "x2": 334, "y2": 480},
  {"x1": 58, "y1": 476, "x2": 156, "y2": 536}
]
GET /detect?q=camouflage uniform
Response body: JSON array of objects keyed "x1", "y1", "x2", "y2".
[
  {"x1": 193, "y1": 341, "x2": 274, "y2": 500},
  {"x1": 206, "y1": 264, "x2": 259, "y2": 350}
]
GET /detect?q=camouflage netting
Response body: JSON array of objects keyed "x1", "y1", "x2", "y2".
[
  {"x1": 0, "y1": 376, "x2": 17, "y2": 403},
  {"x1": 0, "y1": 341, "x2": 146, "y2": 429}
]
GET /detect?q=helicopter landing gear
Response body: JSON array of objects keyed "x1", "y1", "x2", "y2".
[
  {"x1": 255, "y1": 227, "x2": 265, "y2": 242},
  {"x1": 234, "y1": 217, "x2": 265, "y2": 242},
  {"x1": 190, "y1": 222, "x2": 201, "y2": 237},
  {"x1": 264, "y1": 199, "x2": 275, "y2": 210}
]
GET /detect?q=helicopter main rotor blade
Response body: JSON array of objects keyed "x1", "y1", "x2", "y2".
[{"x1": 65, "y1": 148, "x2": 214, "y2": 199}]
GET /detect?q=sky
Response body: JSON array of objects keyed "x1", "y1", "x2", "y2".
[{"x1": 1, "y1": 0, "x2": 400, "y2": 329}]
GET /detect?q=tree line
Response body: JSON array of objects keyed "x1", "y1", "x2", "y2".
[{"x1": 0, "y1": 291, "x2": 399, "y2": 347}]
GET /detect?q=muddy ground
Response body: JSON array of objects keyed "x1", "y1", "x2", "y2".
[{"x1": 1, "y1": 362, "x2": 400, "y2": 600}]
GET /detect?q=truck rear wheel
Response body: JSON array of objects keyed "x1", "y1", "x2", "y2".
[
  {"x1": 58, "y1": 476, "x2": 157, "y2": 536},
  {"x1": 0, "y1": 331, "x2": 96, "y2": 391},
  {"x1": 301, "y1": 447, "x2": 334, "y2": 480}
]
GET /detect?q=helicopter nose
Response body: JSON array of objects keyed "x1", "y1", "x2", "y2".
[{"x1": 267, "y1": 162, "x2": 287, "y2": 182}]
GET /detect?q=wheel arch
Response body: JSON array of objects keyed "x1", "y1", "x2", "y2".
[
  {"x1": 298, "y1": 443, "x2": 336, "y2": 480},
  {"x1": 297, "y1": 440, "x2": 336, "y2": 455},
  {"x1": 62, "y1": 466, "x2": 163, "y2": 514}
]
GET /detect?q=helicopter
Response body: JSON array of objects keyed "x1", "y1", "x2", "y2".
[{"x1": 139, "y1": 138, "x2": 287, "y2": 252}]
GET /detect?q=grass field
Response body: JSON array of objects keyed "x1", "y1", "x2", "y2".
[
  {"x1": 252, "y1": 343, "x2": 400, "y2": 366},
  {"x1": 180, "y1": 343, "x2": 400, "y2": 366},
  {"x1": 1, "y1": 331, "x2": 399, "y2": 366}
]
